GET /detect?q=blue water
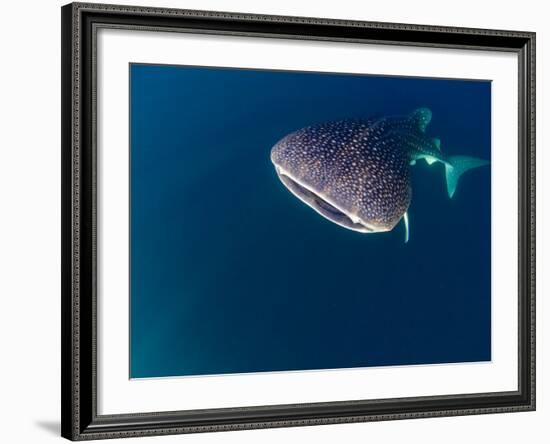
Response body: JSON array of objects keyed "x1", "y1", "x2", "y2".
[{"x1": 130, "y1": 64, "x2": 491, "y2": 379}]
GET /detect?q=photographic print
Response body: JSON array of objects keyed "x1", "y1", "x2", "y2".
[
  {"x1": 62, "y1": 4, "x2": 535, "y2": 439},
  {"x1": 129, "y1": 64, "x2": 491, "y2": 379}
]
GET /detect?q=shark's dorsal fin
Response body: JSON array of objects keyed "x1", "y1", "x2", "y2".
[
  {"x1": 410, "y1": 108, "x2": 432, "y2": 133},
  {"x1": 432, "y1": 138, "x2": 441, "y2": 150}
]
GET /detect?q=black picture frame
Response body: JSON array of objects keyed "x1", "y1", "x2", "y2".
[{"x1": 61, "y1": 2, "x2": 536, "y2": 440}]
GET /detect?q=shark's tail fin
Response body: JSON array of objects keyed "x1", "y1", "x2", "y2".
[{"x1": 445, "y1": 155, "x2": 489, "y2": 198}]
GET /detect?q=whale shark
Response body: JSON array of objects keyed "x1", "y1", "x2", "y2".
[{"x1": 270, "y1": 108, "x2": 489, "y2": 242}]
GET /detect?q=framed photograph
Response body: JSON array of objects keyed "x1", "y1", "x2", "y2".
[{"x1": 61, "y1": 2, "x2": 536, "y2": 440}]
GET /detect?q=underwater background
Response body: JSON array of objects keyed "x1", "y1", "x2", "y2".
[{"x1": 130, "y1": 63, "x2": 491, "y2": 378}]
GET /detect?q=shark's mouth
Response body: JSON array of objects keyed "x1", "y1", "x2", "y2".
[{"x1": 275, "y1": 168, "x2": 376, "y2": 233}]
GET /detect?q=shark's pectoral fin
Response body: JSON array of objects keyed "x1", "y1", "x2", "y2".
[
  {"x1": 411, "y1": 154, "x2": 440, "y2": 166},
  {"x1": 425, "y1": 156, "x2": 438, "y2": 165},
  {"x1": 403, "y1": 211, "x2": 409, "y2": 244}
]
